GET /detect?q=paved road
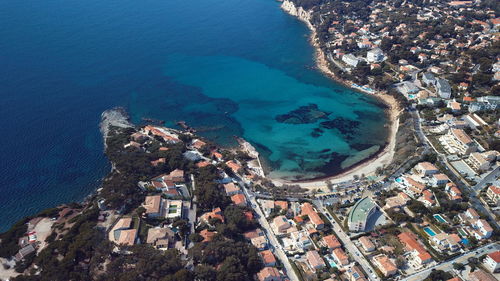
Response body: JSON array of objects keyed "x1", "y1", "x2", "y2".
[
  {"x1": 314, "y1": 200, "x2": 380, "y2": 281},
  {"x1": 401, "y1": 242, "x2": 500, "y2": 281},
  {"x1": 241, "y1": 184, "x2": 300, "y2": 281},
  {"x1": 473, "y1": 165, "x2": 500, "y2": 193}
]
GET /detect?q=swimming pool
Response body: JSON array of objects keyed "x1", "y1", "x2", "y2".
[
  {"x1": 395, "y1": 178, "x2": 403, "y2": 183},
  {"x1": 325, "y1": 255, "x2": 338, "y2": 268},
  {"x1": 409, "y1": 94, "x2": 416, "y2": 99},
  {"x1": 433, "y1": 214, "x2": 447, "y2": 224},
  {"x1": 423, "y1": 227, "x2": 436, "y2": 236}
]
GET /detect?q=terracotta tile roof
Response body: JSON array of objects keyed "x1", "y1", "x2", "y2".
[
  {"x1": 487, "y1": 250, "x2": 500, "y2": 262},
  {"x1": 489, "y1": 185, "x2": 500, "y2": 195},
  {"x1": 274, "y1": 201, "x2": 288, "y2": 210},
  {"x1": 322, "y1": 235, "x2": 342, "y2": 249},
  {"x1": 300, "y1": 203, "x2": 324, "y2": 227},
  {"x1": 259, "y1": 250, "x2": 276, "y2": 265},
  {"x1": 200, "y1": 229, "x2": 216, "y2": 242},
  {"x1": 398, "y1": 232, "x2": 432, "y2": 262},
  {"x1": 257, "y1": 267, "x2": 281, "y2": 281},
  {"x1": 231, "y1": 194, "x2": 246, "y2": 206},
  {"x1": 144, "y1": 195, "x2": 162, "y2": 215}
]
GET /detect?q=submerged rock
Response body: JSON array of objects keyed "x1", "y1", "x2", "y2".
[
  {"x1": 275, "y1": 104, "x2": 330, "y2": 124},
  {"x1": 319, "y1": 117, "x2": 360, "y2": 135}
]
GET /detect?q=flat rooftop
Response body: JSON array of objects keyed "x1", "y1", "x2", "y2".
[{"x1": 349, "y1": 197, "x2": 376, "y2": 223}]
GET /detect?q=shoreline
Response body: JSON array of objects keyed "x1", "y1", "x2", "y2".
[{"x1": 275, "y1": 1, "x2": 401, "y2": 190}]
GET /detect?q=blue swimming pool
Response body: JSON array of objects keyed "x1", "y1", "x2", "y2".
[
  {"x1": 424, "y1": 227, "x2": 437, "y2": 236},
  {"x1": 461, "y1": 238, "x2": 469, "y2": 245},
  {"x1": 395, "y1": 178, "x2": 403, "y2": 183},
  {"x1": 434, "y1": 214, "x2": 447, "y2": 224}
]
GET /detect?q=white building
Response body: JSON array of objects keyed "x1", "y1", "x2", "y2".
[
  {"x1": 342, "y1": 54, "x2": 360, "y2": 67},
  {"x1": 367, "y1": 48, "x2": 384, "y2": 62},
  {"x1": 484, "y1": 251, "x2": 500, "y2": 273}
]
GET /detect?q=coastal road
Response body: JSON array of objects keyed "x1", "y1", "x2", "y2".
[
  {"x1": 314, "y1": 200, "x2": 380, "y2": 281},
  {"x1": 401, "y1": 242, "x2": 500, "y2": 281},
  {"x1": 241, "y1": 184, "x2": 300, "y2": 281}
]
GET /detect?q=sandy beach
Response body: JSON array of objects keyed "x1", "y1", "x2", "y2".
[{"x1": 274, "y1": 3, "x2": 401, "y2": 190}]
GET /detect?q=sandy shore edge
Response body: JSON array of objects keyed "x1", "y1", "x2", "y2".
[{"x1": 273, "y1": 2, "x2": 401, "y2": 190}]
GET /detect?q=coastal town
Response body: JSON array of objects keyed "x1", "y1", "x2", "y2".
[{"x1": 1, "y1": 0, "x2": 500, "y2": 280}]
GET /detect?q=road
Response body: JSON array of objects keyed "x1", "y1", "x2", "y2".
[
  {"x1": 241, "y1": 184, "x2": 300, "y2": 281},
  {"x1": 473, "y1": 165, "x2": 500, "y2": 193},
  {"x1": 314, "y1": 200, "x2": 380, "y2": 281},
  {"x1": 401, "y1": 242, "x2": 500, "y2": 281}
]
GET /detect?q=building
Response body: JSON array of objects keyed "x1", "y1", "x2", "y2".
[
  {"x1": 445, "y1": 183, "x2": 462, "y2": 201},
  {"x1": 348, "y1": 197, "x2": 378, "y2": 232},
  {"x1": 466, "y1": 208, "x2": 480, "y2": 219},
  {"x1": 487, "y1": 185, "x2": 500, "y2": 206},
  {"x1": 443, "y1": 129, "x2": 476, "y2": 155},
  {"x1": 273, "y1": 216, "x2": 292, "y2": 233},
  {"x1": 15, "y1": 244, "x2": 36, "y2": 261},
  {"x1": 290, "y1": 230, "x2": 312, "y2": 251},
  {"x1": 384, "y1": 192, "x2": 410, "y2": 209},
  {"x1": 464, "y1": 113, "x2": 488, "y2": 130},
  {"x1": 260, "y1": 200, "x2": 275, "y2": 217},
  {"x1": 300, "y1": 203, "x2": 325, "y2": 229},
  {"x1": 306, "y1": 250, "x2": 326, "y2": 271},
  {"x1": 472, "y1": 219, "x2": 493, "y2": 239},
  {"x1": 398, "y1": 232, "x2": 432, "y2": 265},
  {"x1": 431, "y1": 233, "x2": 460, "y2": 252},
  {"x1": 257, "y1": 267, "x2": 282, "y2": 281},
  {"x1": 322, "y1": 234, "x2": 342, "y2": 250},
  {"x1": 164, "y1": 199, "x2": 183, "y2": 219},
  {"x1": 259, "y1": 250, "x2": 277, "y2": 267},
  {"x1": 146, "y1": 227, "x2": 174, "y2": 250},
  {"x1": 117, "y1": 229, "x2": 137, "y2": 246},
  {"x1": 421, "y1": 189, "x2": 436, "y2": 207},
  {"x1": 332, "y1": 248, "x2": 349, "y2": 266},
  {"x1": 468, "y1": 269, "x2": 497, "y2": 281},
  {"x1": 431, "y1": 173, "x2": 449, "y2": 186},
  {"x1": 143, "y1": 195, "x2": 163, "y2": 218},
  {"x1": 274, "y1": 200, "x2": 288, "y2": 211},
  {"x1": 367, "y1": 48, "x2": 384, "y2": 62},
  {"x1": 422, "y1": 72, "x2": 436, "y2": 85},
  {"x1": 415, "y1": 162, "x2": 439, "y2": 176},
  {"x1": 109, "y1": 217, "x2": 137, "y2": 246},
  {"x1": 399, "y1": 81, "x2": 419, "y2": 97},
  {"x1": 373, "y1": 254, "x2": 397, "y2": 277},
  {"x1": 468, "y1": 152, "x2": 491, "y2": 172},
  {"x1": 200, "y1": 229, "x2": 216, "y2": 242},
  {"x1": 435, "y1": 78, "x2": 452, "y2": 99},
  {"x1": 346, "y1": 266, "x2": 368, "y2": 281},
  {"x1": 342, "y1": 54, "x2": 360, "y2": 67},
  {"x1": 199, "y1": 207, "x2": 224, "y2": 225},
  {"x1": 251, "y1": 236, "x2": 268, "y2": 250},
  {"x1": 231, "y1": 193, "x2": 246, "y2": 206},
  {"x1": 484, "y1": 251, "x2": 500, "y2": 273},
  {"x1": 359, "y1": 236, "x2": 375, "y2": 252},
  {"x1": 224, "y1": 182, "x2": 241, "y2": 196}
]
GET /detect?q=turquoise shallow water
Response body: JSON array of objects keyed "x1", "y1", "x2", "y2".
[{"x1": 0, "y1": 0, "x2": 388, "y2": 231}]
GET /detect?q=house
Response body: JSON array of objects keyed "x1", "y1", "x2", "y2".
[
  {"x1": 342, "y1": 54, "x2": 360, "y2": 67},
  {"x1": 465, "y1": 208, "x2": 480, "y2": 220},
  {"x1": 398, "y1": 232, "x2": 432, "y2": 265},
  {"x1": 224, "y1": 182, "x2": 241, "y2": 196},
  {"x1": 431, "y1": 233, "x2": 460, "y2": 252},
  {"x1": 483, "y1": 251, "x2": 500, "y2": 273},
  {"x1": 143, "y1": 195, "x2": 163, "y2": 218},
  {"x1": 226, "y1": 160, "x2": 242, "y2": 174},
  {"x1": 117, "y1": 229, "x2": 137, "y2": 246},
  {"x1": 257, "y1": 267, "x2": 282, "y2": 281},
  {"x1": 109, "y1": 218, "x2": 136, "y2": 246},
  {"x1": 464, "y1": 113, "x2": 488, "y2": 129},
  {"x1": 15, "y1": 244, "x2": 36, "y2": 261},
  {"x1": 445, "y1": 183, "x2": 462, "y2": 201},
  {"x1": 273, "y1": 216, "x2": 292, "y2": 233},
  {"x1": 415, "y1": 162, "x2": 439, "y2": 176},
  {"x1": 373, "y1": 254, "x2": 398, "y2": 277},
  {"x1": 431, "y1": 173, "x2": 449, "y2": 186},
  {"x1": 359, "y1": 236, "x2": 375, "y2": 252},
  {"x1": 472, "y1": 219, "x2": 493, "y2": 239},
  {"x1": 421, "y1": 190, "x2": 436, "y2": 207},
  {"x1": 486, "y1": 185, "x2": 500, "y2": 206},
  {"x1": 322, "y1": 234, "x2": 342, "y2": 250},
  {"x1": 164, "y1": 200, "x2": 183, "y2": 219},
  {"x1": 422, "y1": 72, "x2": 436, "y2": 85},
  {"x1": 448, "y1": 101, "x2": 461, "y2": 113},
  {"x1": 200, "y1": 229, "x2": 216, "y2": 242},
  {"x1": 306, "y1": 250, "x2": 326, "y2": 271},
  {"x1": 384, "y1": 192, "x2": 410, "y2": 209},
  {"x1": 367, "y1": 48, "x2": 384, "y2": 62},
  {"x1": 231, "y1": 194, "x2": 246, "y2": 206},
  {"x1": 403, "y1": 177, "x2": 426, "y2": 197},
  {"x1": 251, "y1": 236, "x2": 268, "y2": 250},
  {"x1": 346, "y1": 266, "x2": 368, "y2": 281},
  {"x1": 332, "y1": 248, "x2": 349, "y2": 266},
  {"x1": 191, "y1": 139, "x2": 206, "y2": 149},
  {"x1": 260, "y1": 200, "x2": 275, "y2": 217},
  {"x1": 259, "y1": 250, "x2": 277, "y2": 267},
  {"x1": 146, "y1": 227, "x2": 174, "y2": 250},
  {"x1": 398, "y1": 81, "x2": 419, "y2": 97},
  {"x1": 274, "y1": 200, "x2": 288, "y2": 211},
  {"x1": 300, "y1": 203, "x2": 325, "y2": 229},
  {"x1": 200, "y1": 207, "x2": 224, "y2": 225},
  {"x1": 468, "y1": 269, "x2": 497, "y2": 281},
  {"x1": 435, "y1": 78, "x2": 452, "y2": 99},
  {"x1": 290, "y1": 230, "x2": 312, "y2": 251},
  {"x1": 244, "y1": 228, "x2": 264, "y2": 240}
]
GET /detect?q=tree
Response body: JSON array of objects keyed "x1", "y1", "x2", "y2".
[{"x1": 452, "y1": 262, "x2": 465, "y2": 271}]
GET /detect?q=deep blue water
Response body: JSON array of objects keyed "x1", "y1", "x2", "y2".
[{"x1": 0, "y1": 0, "x2": 388, "y2": 231}]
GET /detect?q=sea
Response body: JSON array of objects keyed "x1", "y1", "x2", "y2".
[{"x1": 0, "y1": 0, "x2": 388, "y2": 231}]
